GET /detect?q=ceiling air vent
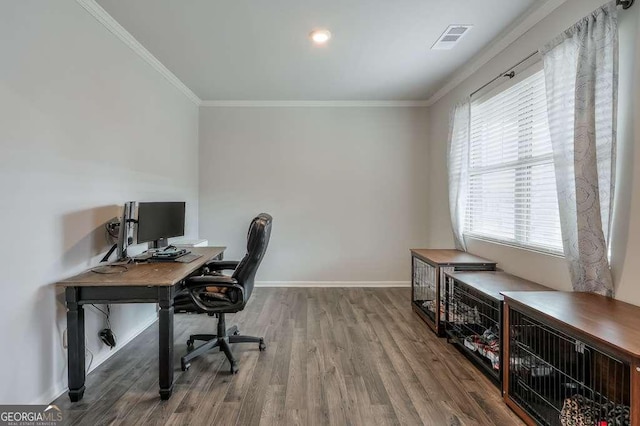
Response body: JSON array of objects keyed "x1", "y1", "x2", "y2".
[{"x1": 431, "y1": 25, "x2": 473, "y2": 50}]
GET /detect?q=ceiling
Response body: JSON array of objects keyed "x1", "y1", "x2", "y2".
[{"x1": 96, "y1": 0, "x2": 538, "y2": 101}]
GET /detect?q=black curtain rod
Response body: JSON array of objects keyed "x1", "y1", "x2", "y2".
[
  {"x1": 470, "y1": 51, "x2": 538, "y2": 98},
  {"x1": 470, "y1": 0, "x2": 634, "y2": 99}
]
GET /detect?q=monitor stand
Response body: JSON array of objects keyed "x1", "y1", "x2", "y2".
[{"x1": 149, "y1": 238, "x2": 169, "y2": 249}]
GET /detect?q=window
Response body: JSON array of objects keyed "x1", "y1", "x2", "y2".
[{"x1": 464, "y1": 65, "x2": 563, "y2": 254}]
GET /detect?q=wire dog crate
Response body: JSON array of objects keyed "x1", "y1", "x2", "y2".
[
  {"x1": 443, "y1": 271, "x2": 551, "y2": 388},
  {"x1": 411, "y1": 249, "x2": 496, "y2": 335},
  {"x1": 503, "y1": 292, "x2": 640, "y2": 426},
  {"x1": 412, "y1": 257, "x2": 440, "y2": 325}
]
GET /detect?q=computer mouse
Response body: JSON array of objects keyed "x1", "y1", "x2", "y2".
[{"x1": 99, "y1": 328, "x2": 117, "y2": 349}]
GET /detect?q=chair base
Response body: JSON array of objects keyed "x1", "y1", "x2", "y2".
[{"x1": 180, "y1": 314, "x2": 265, "y2": 374}]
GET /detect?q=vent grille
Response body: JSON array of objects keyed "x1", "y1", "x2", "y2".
[{"x1": 431, "y1": 25, "x2": 473, "y2": 50}]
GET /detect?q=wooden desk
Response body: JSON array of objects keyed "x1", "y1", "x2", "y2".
[{"x1": 57, "y1": 246, "x2": 225, "y2": 402}]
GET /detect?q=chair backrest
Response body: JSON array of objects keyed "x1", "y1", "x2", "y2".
[{"x1": 232, "y1": 213, "x2": 272, "y2": 301}]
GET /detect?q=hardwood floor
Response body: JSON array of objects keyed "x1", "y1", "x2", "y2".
[{"x1": 53, "y1": 288, "x2": 524, "y2": 426}]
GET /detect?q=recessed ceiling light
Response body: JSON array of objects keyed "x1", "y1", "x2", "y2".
[{"x1": 310, "y1": 29, "x2": 331, "y2": 45}]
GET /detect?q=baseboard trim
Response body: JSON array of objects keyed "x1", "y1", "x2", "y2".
[
  {"x1": 38, "y1": 315, "x2": 158, "y2": 405},
  {"x1": 255, "y1": 281, "x2": 410, "y2": 288}
]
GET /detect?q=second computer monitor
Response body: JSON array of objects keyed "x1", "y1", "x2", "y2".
[{"x1": 137, "y1": 201, "x2": 185, "y2": 248}]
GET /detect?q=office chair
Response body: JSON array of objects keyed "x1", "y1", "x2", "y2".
[{"x1": 175, "y1": 213, "x2": 272, "y2": 374}]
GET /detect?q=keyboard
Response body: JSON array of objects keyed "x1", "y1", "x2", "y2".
[{"x1": 174, "y1": 253, "x2": 203, "y2": 263}]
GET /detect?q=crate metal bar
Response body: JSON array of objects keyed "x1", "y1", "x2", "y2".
[
  {"x1": 508, "y1": 307, "x2": 631, "y2": 426},
  {"x1": 445, "y1": 276, "x2": 502, "y2": 385}
]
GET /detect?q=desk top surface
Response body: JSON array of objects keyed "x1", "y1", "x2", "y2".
[
  {"x1": 410, "y1": 249, "x2": 496, "y2": 266},
  {"x1": 446, "y1": 271, "x2": 552, "y2": 301},
  {"x1": 502, "y1": 291, "x2": 640, "y2": 358},
  {"x1": 56, "y1": 246, "x2": 226, "y2": 287}
]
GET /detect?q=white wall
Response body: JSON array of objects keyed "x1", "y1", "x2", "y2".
[
  {"x1": 0, "y1": 0, "x2": 199, "y2": 403},
  {"x1": 427, "y1": 0, "x2": 640, "y2": 303},
  {"x1": 199, "y1": 106, "x2": 429, "y2": 283}
]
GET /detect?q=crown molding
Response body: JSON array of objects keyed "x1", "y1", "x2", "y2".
[
  {"x1": 200, "y1": 100, "x2": 429, "y2": 108},
  {"x1": 75, "y1": 0, "x2": 565, "y2": 109},
  {"x1": 425, "y1": 0, "x2": 567, "y2": 106},
  {"x1": 76, "y1": 0, "x2": 201, "y2": 105}
]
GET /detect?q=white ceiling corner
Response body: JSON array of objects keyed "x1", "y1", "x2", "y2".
[
  {"x1": 81, "y1": 0, "x2": 563, "y2": 106},
  {"x1": 75, "y1": 0, "x2": 201, "y2": 105},
  {"x1": 425, "y1": 0, "x2": 568, "y2": 106}
]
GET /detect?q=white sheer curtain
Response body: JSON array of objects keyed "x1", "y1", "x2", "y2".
[
  {"x1": 447, "y1": 100, "x2": 471, "y2": 251},
  {"x1": 541, "y1": 1, "x2": 618, "y2": 296}
]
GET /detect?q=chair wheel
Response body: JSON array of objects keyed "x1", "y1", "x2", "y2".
[
  {"x1": 233, "y1": 330, "x2": 240, "y2": 336},
  {"x1": 181, "y1": 361, "x2": 190, "y2": 371},
  {"x1": 186, "y1": 339, "x2": 194, "y2": 348},
  {"x1": 259, "y1": 339, "x2": 266, "y2": 351},
  {"x1": 230, "y1": 362, "x2": 239, "y2": 375}
]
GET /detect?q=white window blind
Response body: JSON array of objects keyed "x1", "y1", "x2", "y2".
[{"x1": 465, "y1": 66, "x2": 563, "y2": 254}]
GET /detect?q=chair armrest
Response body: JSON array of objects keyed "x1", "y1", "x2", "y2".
[
  {"x1": 204, "y1": 260, "x2": 240, "y2": 271},
  {"x1": 185, "y1": 275, "x2": 241, "y2": 290},
  {"x1": 184, "y1": 275, "x2": 245, "y2": 313}
]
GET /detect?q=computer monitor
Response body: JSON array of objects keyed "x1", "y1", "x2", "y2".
[{"x1": 137, "y1": 202, "x2": 186, "y2": 248}]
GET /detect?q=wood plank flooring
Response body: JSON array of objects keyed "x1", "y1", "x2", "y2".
[{"x1": 53, "y1": 288, "x2": 524, "y2": 426}]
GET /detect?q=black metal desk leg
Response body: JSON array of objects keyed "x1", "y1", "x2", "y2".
[
  {"x1": 66, "y1": 287, "x2": 86, "y2": 402},
  {"x1": 158, "y1": 295, "x2": 174, "y2": 400}
]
